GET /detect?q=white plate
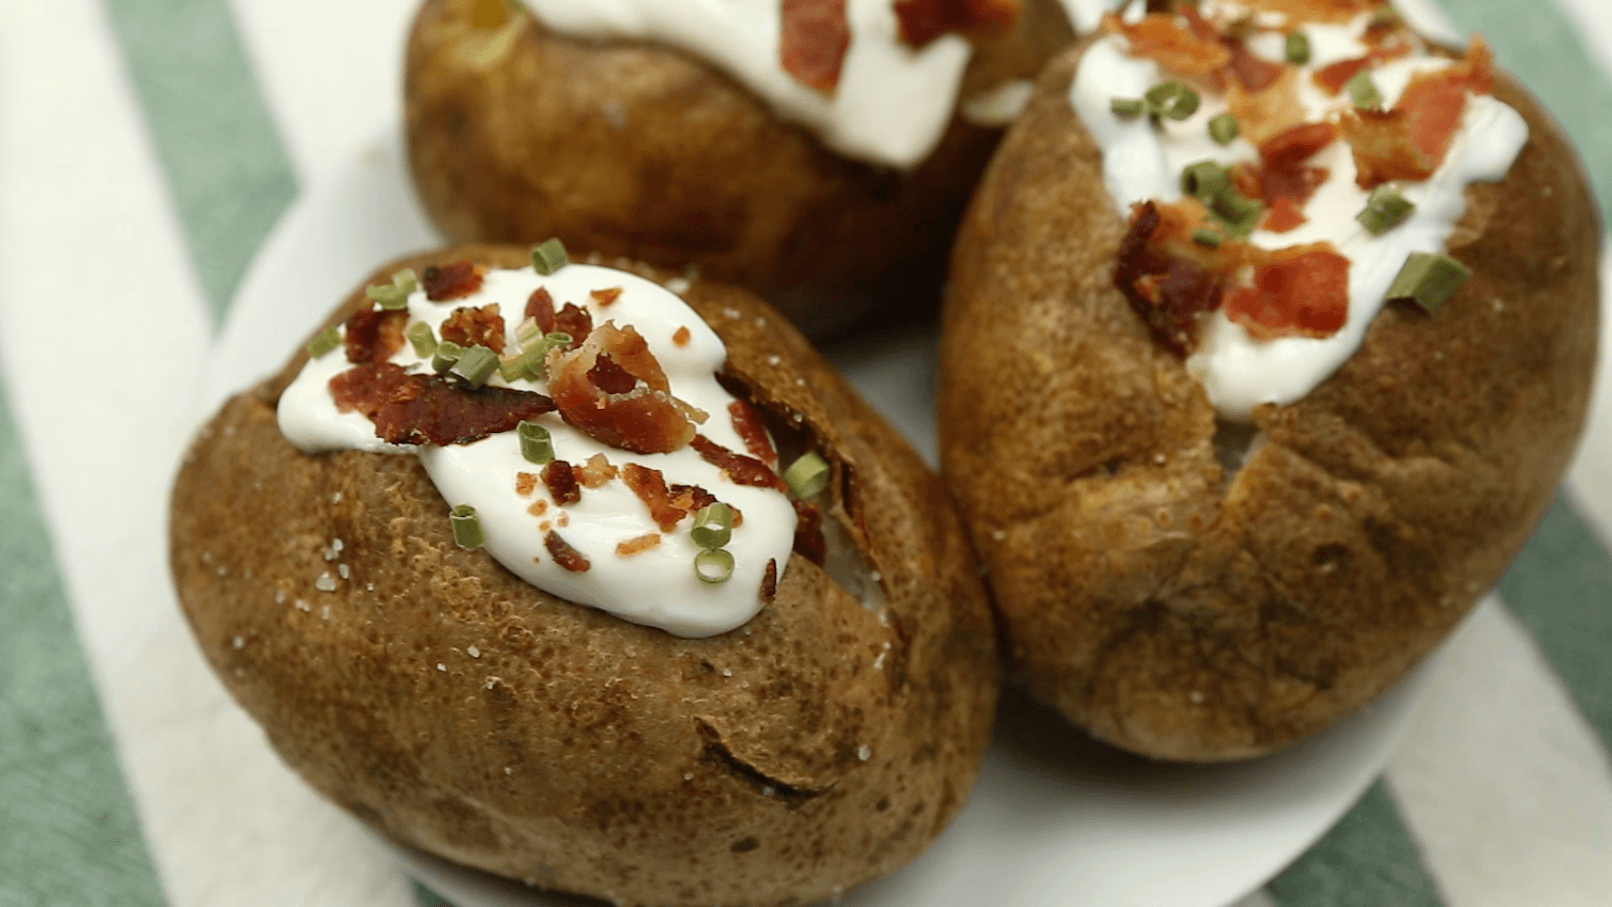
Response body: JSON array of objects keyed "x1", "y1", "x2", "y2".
[{"x1": 218, "y1": 129, "x2": 1439, "y2": 907}]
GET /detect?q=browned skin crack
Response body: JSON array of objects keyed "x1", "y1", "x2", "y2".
[{"x1": 693, "y1": 718, "x2": 830, "y2": 807}]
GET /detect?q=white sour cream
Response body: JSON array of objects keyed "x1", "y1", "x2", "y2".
[
  {"x1": 1068, "y1": 2, "x2": 1528, "y2": 419},
  {"x1": 278, "y1": 264, "x2": 797, "y2": 638},
  {"x1": 521, "y1": 0, "x2": 970, "y2": 169}
]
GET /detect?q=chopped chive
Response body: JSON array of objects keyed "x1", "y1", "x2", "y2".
[
  {"x1": 451, "y1": 345, "x2": 500, "y2": 387},
  {"x1": 1210, "y1": 187, "x2": 1264, "y2": 239},
  {"x1": 1357, "y1": 185, "x2": 1415, "y2": 235},
  {"x1": 517, "y1": 420, "x2": 553, "y2": 465},
  {"x1": 1370, "y1": 6, "x2": 1402, "y2": 27},
  {"x1": 449, "y1": 504, "x2": 485, "y2": 549},
  {"x1": 545, "y1": 331, "x2": 572, "y2": 347},
  {"x1": 1145, "y1": 79, "x2": 1200, "y2": 121},
  {"x1": 1346, "y1": 69, "x2": 1382, "y2": 109},
  {"x1": 406, "y1": 321, "x2": 438, "y2": 358},
  {"x1": 693, "y1": 548, "x2": 735, "y2": 585},
  {"x1": 307, "y1": 326, "x2": 342, "y2": 359},
  {"x1": 1387, "y1": 252, "x2": 1470, "y2": 313},
  {"x1": 690, "y1": 503, "x2": 734, "y2": 550},
  {"x1": 391, "y1": 269, "x2": 418, "y2": 296},
  {"x1": 530, "y1": 238, "x2": 569, "y2": 275},
  {"x1": 432, "y1": 339, "x2": 467, "y2": 374},
  {"x1": 1208, "y1": 113, "x2": 1239, "y2": 145},
  {"x1": 1110, "y1": 97, "x2": 1146, "y2": 119},
  {"x1": 519, "y1": 342, "x2": 551, "y2": 381},
  {"x1": 366, "y1": 284, "x2": 408, "y2": 309},
  {"x1": 1181, "y1": 161, "x2": 1229, "y2": 199},
  {"x1": 1192, "y1": 228, "x2": 1223, "y2": 248},
  {"x1": 1285, "y1": 31, "x2": 1311, "y2": 65},
  {"x1": 784, "y1": 452, "x2": 830, "y2": 500},
  {"x1": 498, "y1": 353, "x2": 526, "y2": 382},
  {"x1": 515, "y1": 316, "x2": 542, "y2": 346}
]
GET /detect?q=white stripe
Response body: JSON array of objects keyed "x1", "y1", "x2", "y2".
[
  {"x1": 0, "y1": 1, "x2": 410, "y2": 905},
  {"x1": 1553, "y1": 0, "x2": 1612, "y2": 87},
  {"x1": 1386, "y1": 596, "x2": 1612, "y2": 907},
  {"x1": 1566, "y1": 251, "x2": 1612, "y2": 547}
]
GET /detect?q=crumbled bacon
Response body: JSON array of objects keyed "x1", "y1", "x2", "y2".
[
  {"x1": 342, "y1": 309, "x2": 408, "y2": 364},
  {"x1": 622, "y1": 463, "x2": 686, "y2": 532},
  {"x1": 894, "y1": 0, "x2": 1018, "y2": 49},
  {"x1": 553, "y1": 303, "x2": 593, "y2": 349},
  {"x1": 1312, "y1": 40, "x2": 1412, "y2": 95},
  {"x1": 1222, "y1": 37, "x2": 1285, "y2": 92},
  {"x1": 1248, "y1": 122, "x2": 1338, "y2": 227},
  {"x1": 329, "y1": 362, "x2": 557, "y2": 446},
  {"x1": 616, "y1": 534, "x2": 661, "y2": 557},
  {"x1": 1222, "y1": 246, "x2": 1351, "y2": 339},
  {"x1": 545, "y1": 531, "x2": 590, "y2": 572},
  {"x1": 590, "y1": 287, "x2": 623, "y2": 307},
  {"x1": 1340, "y1": 108, "x2": 1435, "y2": 187},
  {"x1": 672, "y1": 326, "x2": 691, "y2": 348},
  {"x1": 1237, "y1": 0, "x2": 1379, "y2": 23},
  {"x1": 575, "y1": 454, "x2": 617, "y2": 488},
  {"x1": 1263, "y1": 196, "x2": 1309, "y2": 232},
  {"x1": 587, "y1": 353, "x2": 638, "y2": 394},
  {"x1": 1343, "y1": 38, "x2": 1495, "y2": 189},
  {"x1": 542, "y1": 460, "x2": 581, "y2": 506},
  {"x1": 422, "y1": 260, "x2": 484, "y2": 301},
  {"x1": 727, "y1": 400, "x2": 778, "y2": 465},
  {"x1": 525, "y1": 287, "x2": 555, "y2": 330},
  {"x1": 1228, "y1": 67, "x2": 1306, "y2": 146},
  {"x1": 792, "y1": 500, "x2": 827, "y2": 565},
  {"x1": 1104, "y1": 12, "x2": 1230, "y2": 77},
  {"x1": 546, "y1": 324, "x2": 696, "y2": 454},
  {"x1": 691, "y1": 435, "x2": 790, "y2": 493},
  {"x1": 1114, "y1": 201, "x2": 1227, "y2": 354},
  {"x1": 440, "y1": 303, "x2": 506, "y2": 354},
  {"x1": 515, "y1": 472, "x2": 538, "y2": 496},
  {"x1": 669, "y1": 483, "x2": 719, "y2": 515},
  {"x1": 760, "y1": 559, "x2": 779, "y2": 604},
  {"x1": 780, "y1": 0, "x2": 851, "y2": 91}
]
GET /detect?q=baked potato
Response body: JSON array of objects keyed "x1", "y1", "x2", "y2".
[
  {"x1": 939, "y1": 2, "x2": 1600, "y2": 761},
  {"x1": 403, "y1": 0, "x2": 1075, "y2": 337},
  {"x1": 170, "y1": 245, "x2": 998, "y2": 905}
]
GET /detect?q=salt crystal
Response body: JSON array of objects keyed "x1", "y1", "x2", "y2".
[
  {"x1": 857, "y1": 745, "x2": 871, "y2": 761},
  {"x1": 337, "y1": 563, "x2": 350, "y2": 579},
  {"x1": 437, "y1": 663, "x2": 447, "y2": 672},
  {"x1": 315, "y1": 571, "x2": 337, "y2": 592},
  {"x1": 468, "y1": 645, "x2": 481, "y2": 658},
  {"x1": 232, "y1": 636, "x2": 244, "y2": 649}
]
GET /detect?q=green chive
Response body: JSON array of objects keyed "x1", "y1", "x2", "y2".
[
  {"x1": 1208, "y1": 113, "x2": 1239, "y2": 145},
  {"x1": 1145, "y1": 79, "x2": 1200, "y2": 121},
  {"x1": 1181, "y1": 161, "x2": 1229, "y2": 199},
  {"x1": 515, "y1": 316, "x2": 542, "y2": 347},
  {"x1": 1111, "y1": 97, "x2": 1146, "y2": 119},
  {"x1": 450, "y1": 504, "x2": 485, "y2": 549},
  {"x1": 432, "y1": 340, "x2": 466, "y2": 374},
  {"x1": 1346, "y1": 69, "x2": 1382, "y2": 109},
  {"x1": 1210, "y1": 187, "x2": 1264, "y2": 239},
  {"x1": 693, "y1": 548, "x2": 735, "y2": 585},
  {"x1": 1357, "y1": 185, "x2": 1416, "y2": 235},
  {"x1": 1386, "y1": 252, "x2": 1470, "y2": 313},
  {"x1": 690, "y1": 503, "x2": 734, "y2": 550},
  {"x1": 366, "y1": 270, "x2": 417, "y2": 311},
  {"x1": 517, "y1": 420, "x2": 553, "y2": 465},
  {"x1": 1192, "y1": 228, "x2": 1223, "y2": 248},
  {"x1": 498, "y1": 353, "x2": 526, "y2": 382},
  {"x1": 1285, "y1": 32, "x2": 1311, "y2": 65},
  {"x1": 391, "y1": 269, "x2": 418, "y2": 296},
  {"x1": 307, "y1": 326, "x2": 342, "y2": 359},
  {"x1": 451, "y1": 345, "x2": 499, "y2": 387},
  {"x1": 406, "y1": 321, "x2": 437, "y2": 358},
  {"x1": 784, "y1": 452, "x2": 830, "y2": 500},
  {"x1": 531, "y1": 238, "x2": 569, "y2": 275},
  {"x1": 545, "y1": 331, "x2": 572, "y2": 347}
]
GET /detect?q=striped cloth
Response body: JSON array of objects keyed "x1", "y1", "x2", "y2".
[{"x1": 0, "y1": 1, "x2": 1607, "y2": 906}]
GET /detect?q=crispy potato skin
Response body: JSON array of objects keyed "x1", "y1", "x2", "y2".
[
  {"x1": 402, "y1": 0, "x2": 1073, "y2": 337},
  {"x1": 939, "y1": 42, "x2": 1601, "y2": 761},
  {"x1": 170, "y1": 246, "x2": 998, "y2": 906}
]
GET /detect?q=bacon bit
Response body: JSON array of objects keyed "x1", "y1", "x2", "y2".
[
  {"x1": 1340, "y1": 108, "x2": 1435, "y2": 187},
  {"x1": 545, "y1": 531, "x2": 591, "y2": 572},
  {"x1": 547, "y1": 324, "x2": 695, "y2": 454},
  {"x1": 1223, "y1": 246, "x2": 1351, "y2": 339},
  {"x1": 780, "y1": 0, "x2": 850, "y2": 91},
  {"x1": 422, "y1": 260, "x2": 484, "y2": 301},
  {"x1": 894, "y1": 0, "x2": 1019, "y2": 49},
  {"x1": 668, "y1": 484, "x2": 741, "y2": 526},
  {"x1": 1312, "y1": 41, "x2": 1412, "y2": 95},
  {"x1": 1104, "y1": 12, "x2": 1231, "y2": 78},
  {"x1": 575, "y1": 453, "x2": 617, "y2": 488},
  {"x1": 622, "y1": 463, "x2": 686, "y2": 532},
  {"x1": 587, "y1": 353, "x2": 638, "y2": 394},
  {"x1": 672, "y1": 326, "x2": 691, "y2": 347},
  {"x1": 539, "y1": 520, "x2": 552, "y2": 532},
  {"x1": 542, "y1": 460, "x2": 581, "y2": 506},
  {"x1": 1223, "y1": 39, "x2": 1285, "y2": 92},
  {"x1": 1260, "y1": 122, "x2": 1339, "y2": 170},
  {"x1": 525, "y1": 287, "x2": 555, "y2": 330},
  {"x1": 1227, "y1": 67, "x2": 1306, "y2": 146},
  {"x1": 559, "y1": 512, "x2": 569, "y2": 527},
  {"x1": 616, "y1": 534, "x2": 662, "y2": 557},
  {"x1": 1263, "y1": 197, "x2": 1309, "y2": 232},
  {"x1": 691, "y1": 436, "x2": 790, "y2": 493},
  {"x1": 440, "y1": 303, "x2": 506, "y2": 354},
  {"x1": 1231, "y1": 162, "x2": 1263, "y2": 199},
  {"x1": 727, "y1": 400, "x2": 778, "y2": 465},
  {"x1": 1343, "y1": 38, "x2": 1494, "y2": 188},
  {"x1": 1237, "y1": 0, "x2": 1378, "y2": 23},
  {"x1": 1251, "y1": 122, "x2": 1338, "y2": 222},
  {"x1": 792, "y1": 500, "x2": 826, "y2": 565},
  {"x1": 553, "y1": 303, "x2": 593, "y2": 350},
  {"x1": 330, "y1": 362, "x2": 557, "y2": 446},
  {"x1": 1114, "y1": 201, "x2": 1226, "y2": 355},
  {"x1": 515, "y1": 472, "x2": 538, "y2": 496},
  {"x1": 528, "y1": 499, "x2": 548, "y2": 517},
  {"x1": 342, "y1": 309, "x2": 408, "y2": 364},
  {"x1": 760, "y1": 558, "x2": 779, "y2": 604},
  {"x1": 590, "y1": 287, "x2": 623, "y2": 307}
]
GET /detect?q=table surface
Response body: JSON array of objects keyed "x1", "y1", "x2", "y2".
[{"x1": 1, "y1": 2, "x2": 1610, "y2": 907}]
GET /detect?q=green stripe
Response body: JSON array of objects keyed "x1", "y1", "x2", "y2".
[
  {"x1": 1496, "y1": 495, "x2": 1612, "y2": 751},
  {"x1": 0, "y1": 385, "x2": 165, "y2": 907},
  {"x1": 1266, "y1": 779, "x2": 1444, "y2": 907},
  {"x1": 1442, "y1": 0, "x2": 1612, "y2": 215},
  {"x1": 102, "y1": 0, "x2": 299, "y2": 321}
]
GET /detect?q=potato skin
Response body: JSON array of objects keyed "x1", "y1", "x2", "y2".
[
  {"x1": 170, "y1": 246, "x2": 998, "y2": 905},
  {"x1": 938, "y1": 42, "x2": 1601, "y2": 761},
  {"x1": 403, "y1": 0, "x2": 1074, "y2": 337}
]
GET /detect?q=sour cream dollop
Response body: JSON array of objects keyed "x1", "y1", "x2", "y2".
[
  {"x1": 279, "y1": 262, "x2": 797, "y2": 638},
  {"x1": 1069, "y1": 1, "x2": 1528, "y2": 419}
]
